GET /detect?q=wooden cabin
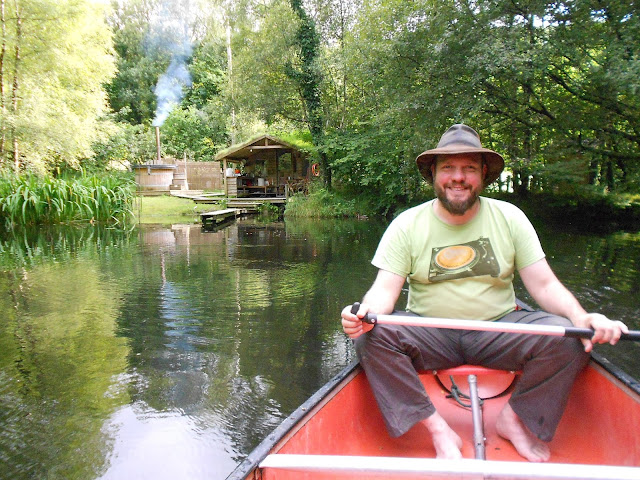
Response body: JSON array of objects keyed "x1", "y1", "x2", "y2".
[{"x1": 215, "y1": 135, "x2": 310, "y2": 198}]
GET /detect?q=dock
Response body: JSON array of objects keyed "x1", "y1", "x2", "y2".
[
  {"x1": 200, "y1": 208, "x2": 255, "y2": 228},
  {"x1": 194, "y1": 196, "x2": 287, "y2": 206}
]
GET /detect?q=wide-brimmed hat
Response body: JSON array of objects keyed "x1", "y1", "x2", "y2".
[{"x1": 416, "y1": 124, "x2": 504, "y2": 186}]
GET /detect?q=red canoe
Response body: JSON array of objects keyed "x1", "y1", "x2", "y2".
[{"x1": 227, "y1": 352, "x2": 640, "y2": 480}]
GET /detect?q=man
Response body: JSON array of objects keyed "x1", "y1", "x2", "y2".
[{"x1": 341, "y1": 124, "x2": 628, "y2": 462}]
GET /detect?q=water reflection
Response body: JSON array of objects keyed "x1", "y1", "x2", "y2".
[
  {"x1": 105, "y1": 219, "x2": 375, "y2": 477},
  {"x1": 0, "y1": 219, "x2": 638, "y2": 480},
  {"x1": 101, "y1": 403, "x2": 236, "y2": 479}
]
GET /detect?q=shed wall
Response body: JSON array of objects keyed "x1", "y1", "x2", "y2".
[{"x1": 183, "y1": 161, "x2": 223, "y2": 191}]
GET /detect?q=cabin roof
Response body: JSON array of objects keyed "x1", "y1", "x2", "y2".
[{"x1": 214, "y1": 134, "x2": 301, "y2": 161}]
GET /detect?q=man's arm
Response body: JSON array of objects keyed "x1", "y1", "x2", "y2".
[
  {"x1": 341, "y1": 269, "x2": 406, "y2": 339},
  {"x1": 518, "y1": 258, "x2": 628, "y2": 352}
]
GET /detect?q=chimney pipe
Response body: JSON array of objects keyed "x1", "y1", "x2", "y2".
[{"x1": 155, "y1": 126, "x2": 161, "y2": 164}]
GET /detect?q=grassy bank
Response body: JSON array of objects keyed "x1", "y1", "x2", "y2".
[
  {"x1": 135, "y1": 189, "x2": 640, "y2": 232},
  {"x1": 134, "y1": 195, "x2": 216, "y2": 224}
]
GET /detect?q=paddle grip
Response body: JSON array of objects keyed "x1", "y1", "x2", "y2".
[
  {"x1": 622, "y1": 331, "x2": 640, "y2": 341},
  {"x1": 350, "y1": 302, "x2": 378, "y2": 325},
  {"x1": 564, "y1": 327, "x2": 596, "y2": 339},
  {"x1": 565, "y1": 326, "x2": 640, "y2": 342}
]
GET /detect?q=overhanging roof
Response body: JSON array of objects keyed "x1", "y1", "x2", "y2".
[{"x1": 214, "y1": 134, "x2": 300, "y2": 161}]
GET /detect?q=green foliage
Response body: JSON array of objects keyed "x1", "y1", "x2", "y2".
[
  {"x1": 230, "y1": 0, "x2": 301, "y2": 127},
  {"x1": 0, "y1": 0, "x2": 117, "y2": 172},
  {"x1": 161, "y1": 105, "x2": 228, "y2": 161},
  {"x1": 4, "y1": 0, "x2": 638, "y2": 212},
  {"x1": 183, "y1": 41, "x2": 227, "y2": 110},
  {"x1": 287, "y1": 0, "x2": 327, "y2": 184},
  {"x1": 90, "y1": 123, "x2": 157, "y2": 170},
  {"x1": 258, "y1": 202, "x2": 281, "y2": 218},
  {"x1": 323, "y1": 123, "x2": 426, "y2": 216},
  {"x1": 284, "y1": 184, "x2": 358, "y2": 218},
  {"x1": 106, "y1": 0, "x2": 190, "y2": 125},
  {"x1": 0, "y1": 172, "x2": 135, "y2": 227},
  {"x1": 272, "y1": 129, "x2": 316, "y2": 156}
]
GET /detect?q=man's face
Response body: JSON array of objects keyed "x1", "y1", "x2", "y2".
[{"x1": 432, "y1": 154, "x2": 486, "y2": 216}]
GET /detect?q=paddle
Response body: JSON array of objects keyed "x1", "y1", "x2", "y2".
[{"x1": 348, "y1": 303, "x2": 640, "y2": 341}]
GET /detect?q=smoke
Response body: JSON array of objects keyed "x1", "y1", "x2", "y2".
[
  {"x1": 152, "y1": 43, "x2": 193, "y2": 127},
  {"x1": 150, "y1": 2, "x2": 193, "y2": 127}
]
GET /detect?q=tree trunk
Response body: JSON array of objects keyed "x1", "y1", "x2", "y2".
[
  {"x1": 0, "y1": 0, "x2": 6, "y2": 161},
  {"x1": 11, "y1": 0, "x2": 21, "y2": 172},
  {"x1": 225, "y1": 11, "x2": 236, "y2": 145}
]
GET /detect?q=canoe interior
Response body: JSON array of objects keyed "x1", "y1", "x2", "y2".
[{"x1": 243, "y1": 358, "x2": 639, "y2": 480}]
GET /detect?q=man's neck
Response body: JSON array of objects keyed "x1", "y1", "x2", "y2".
[{"x1": 433, "y1": 198, "x2": 481, "y2": 225}]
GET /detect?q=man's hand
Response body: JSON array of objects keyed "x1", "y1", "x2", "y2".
[
  {"x1": 573, "y1": 313, "x2": 629, "y2": 353},
  {"x1": 341, "y1": 303, "x2": 375, "y2": 339},
  {"x1": 341, "y1": 269, "x2": 406, "y2": 339},
  {"x1": 519, "y1": 259, "x2": 629, "y2": 352}
]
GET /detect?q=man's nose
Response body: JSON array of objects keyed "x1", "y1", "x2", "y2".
[{"x1": 451, "y1": 168, "x2": 465, "y2": 181}]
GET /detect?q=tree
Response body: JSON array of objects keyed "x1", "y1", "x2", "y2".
[
  {"x1": 0, "y1": 0, "x2": 116, "y2": 173},
  {"x1": 106, "y1": 0, "x2": 186, "y2": 125},
  {"x1": 286, "y1": 0, "x2": 329, "y2": 186}
]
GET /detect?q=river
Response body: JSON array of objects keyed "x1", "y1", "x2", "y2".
[{"x1": 0, "y1": 216, "x2": 638, "y2": 479}]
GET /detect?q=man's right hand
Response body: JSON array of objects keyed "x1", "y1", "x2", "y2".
[{"x1": 341, "y1": 303, "x2": 375, "y2": 339}]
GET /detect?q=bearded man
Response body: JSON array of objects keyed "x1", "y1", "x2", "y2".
[{"x1": 341, "y1": 124, "x2": 628, "y2": 462}]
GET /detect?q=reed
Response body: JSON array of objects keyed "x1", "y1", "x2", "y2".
[{"x1": 0, "y1": 172, "x2": 135, "y2": 226}]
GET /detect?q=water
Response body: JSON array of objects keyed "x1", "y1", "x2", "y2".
[{"x1": 0, "y1": 217, "x2": 638, "y2": 479}]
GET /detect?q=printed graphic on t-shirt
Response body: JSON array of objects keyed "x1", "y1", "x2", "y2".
[{"x1": 428, "y1": 237, "x2": 500, "y2": 282}]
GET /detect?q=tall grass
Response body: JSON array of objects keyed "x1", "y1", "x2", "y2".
[
  {"x1": 0, "y1": 172, "x2": 135, "y2": 227},
  {"x1": 284, "y1": 185, "x2": 359, "y2": 218}
]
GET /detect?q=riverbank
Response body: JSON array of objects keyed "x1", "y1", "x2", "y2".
[
  {"x1": 497, "y1": 192, "x2": 640, "y2": 233},
  {"x1": 134, "y1": 189, "x2": 640, "y2": 233}
]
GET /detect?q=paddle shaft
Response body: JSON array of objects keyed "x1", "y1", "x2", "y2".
[{"x1": 349, "y1": 303, "x2": 640, "y2": 341}]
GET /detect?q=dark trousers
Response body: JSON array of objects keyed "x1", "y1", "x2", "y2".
[{"x1": 353, "y1": 309, "x2": 590, "y2": 441}]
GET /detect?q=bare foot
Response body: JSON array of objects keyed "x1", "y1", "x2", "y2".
[
  {"x1": 496, "y1": 403, "x2": 551, "y2": 462},
  {"x1": 422, "y1": 412, "x2": 463, "y2": 459}
]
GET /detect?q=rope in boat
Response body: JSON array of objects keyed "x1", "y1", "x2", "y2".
[{"x1": 446, "y1": 375, "x2": 485, "y2": 408}]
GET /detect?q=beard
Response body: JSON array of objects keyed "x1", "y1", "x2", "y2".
[{"x1": 434, "y1": 183, "x2": 481, "y2": 216}]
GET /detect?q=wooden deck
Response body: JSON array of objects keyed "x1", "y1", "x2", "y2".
[
  {"x1": 200, "y1": 208, "x2": 255, "y2": 228},
  {"x1": 170, "y1": 190, "x2": 288, "y2": 228}
]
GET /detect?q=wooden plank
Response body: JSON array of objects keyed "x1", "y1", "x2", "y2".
[{"x1": 200, "y1": 208, "x2": 238, "y2": 217}]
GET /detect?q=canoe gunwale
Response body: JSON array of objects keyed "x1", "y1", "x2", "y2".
[{"x1": 590, "y1": 351, "x2": 640, "y2": 397}]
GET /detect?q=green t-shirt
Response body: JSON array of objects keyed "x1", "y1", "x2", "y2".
[{"x1": 371, "y1": 197, "x2": 545, "y2": 320}]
